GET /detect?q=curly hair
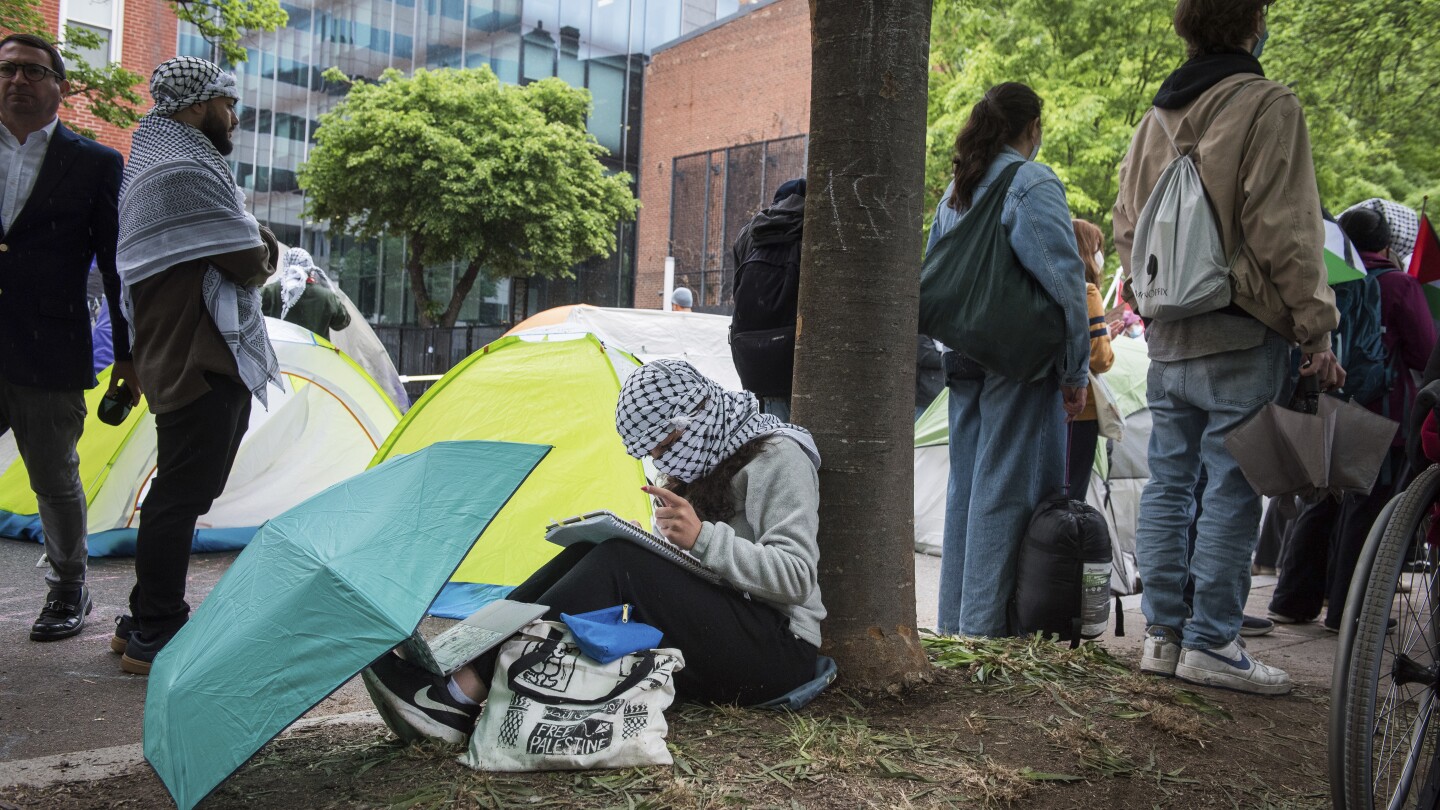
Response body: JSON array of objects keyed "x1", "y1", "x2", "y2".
[
  {"x1": 659, "y1": 438, "x2": 770, "y2": 523},
  {"x1": 947, "y1": 82, "x2": 1043, "y2": 211}
]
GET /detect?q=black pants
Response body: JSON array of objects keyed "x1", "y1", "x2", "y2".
[
  {"x1": 1269, "y1": 451, "x2": 1407, "y2": 627},
  {"x1": 129, "y1": 373, "x2": 251, "y2": 632},
  {"x1": 473, "y1": 540, "x2": 817, "y2": 706},
  {"x1": 1267, "y1": 496, "x2": 1343, "y2": 621},
  {"x1": 1067, "y1": 420, "x2": 1099, "y2": 498}
]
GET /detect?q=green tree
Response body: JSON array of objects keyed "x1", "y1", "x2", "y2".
[
  {"x1": 928, "y1": 0, "x2": 1440, "y2": 260},
  {"x1": 299, "y1": 66, "x2": 639, "y2": 327},
  {"x1": 1, "y1": 0, "x2": 285, "y2": 138},
  {"x1": 793, "y1": 0, "x2": 934, "y2": 691},
  {"x1": 1266, "y1": 0, "x2": 1440, "y2": 211}
]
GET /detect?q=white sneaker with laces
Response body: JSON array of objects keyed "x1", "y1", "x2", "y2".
[
  {"x1": 1140, "y1": 625, "x2": 1181, "y2": 677},
  {"x1": 1175, "y1": 639, "x2": 1292, "y2": 695}
]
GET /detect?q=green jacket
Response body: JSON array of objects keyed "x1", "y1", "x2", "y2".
[{"x1": 261, "y1": 282, "x2": 351, "y2": 338}]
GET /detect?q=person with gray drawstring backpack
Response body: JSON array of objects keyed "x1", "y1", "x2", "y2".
[{"x1": 1112, "y1": 0, "x2": 1341, "y2": 696}]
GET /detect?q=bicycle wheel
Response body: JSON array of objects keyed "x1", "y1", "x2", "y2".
[
  {"x1": 1342, "y1": 464, "x2": 1440, "y2": 810},
  {"x1": 1333, "y1": 491, "x2": 1405, "y2": 808}
]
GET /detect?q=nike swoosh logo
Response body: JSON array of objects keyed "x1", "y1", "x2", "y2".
[
  {"x1": 414, "y1": 687, "x2": 469, "y2": 717},
  {"x1": 1198, "y1": 648, "x2": 1253, "y2": 671}
]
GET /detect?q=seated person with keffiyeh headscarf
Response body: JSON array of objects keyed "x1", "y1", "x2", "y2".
[
  {"x1": 261, "y1": 247, "x2": 350, "y2": 338},
  {"x1": 112, "y1": 56, "x2": 284, "y2": 676},
  {"x1": 362, "y1": 360, "x2": 827, "y2": 745}
]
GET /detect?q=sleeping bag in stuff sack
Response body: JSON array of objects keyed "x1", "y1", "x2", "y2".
[{"x1": 1011, "y1": 494, "x2": 1112, "y2": 646}]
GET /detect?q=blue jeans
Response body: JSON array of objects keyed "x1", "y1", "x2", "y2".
[
  {"x1": 760, "y1": 396, "x2": 791, "y2": 422},
  {"x1": 1136, "y1": 334, "x2": 1287, "y2": 650},
  {"x1": 938, "y1": 373, "x2": 1065, "y2": 636}
]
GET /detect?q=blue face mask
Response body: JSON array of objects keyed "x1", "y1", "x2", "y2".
[{"x1": 1251, "y1": 28, "x2": 1269, "y2": 59}]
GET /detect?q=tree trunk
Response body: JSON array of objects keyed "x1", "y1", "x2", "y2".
[
  {"x1": 404, "y1": 233, "x2": 436, "y2": 328},
  {"x1": 792, "y1": 0, "x2": 934, "y2": 691},
  {"x1": 439, "y1": 259, "x2": 485, "y2": 328}
]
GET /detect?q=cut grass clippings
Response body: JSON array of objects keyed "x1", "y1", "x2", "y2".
[{"x1": 8, "y1": 633, "x2": 1328, "y2": 809}]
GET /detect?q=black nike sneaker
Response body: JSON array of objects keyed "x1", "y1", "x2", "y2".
[{"x1": 361, "y1": 652, "x2": 479, "y2": 745}]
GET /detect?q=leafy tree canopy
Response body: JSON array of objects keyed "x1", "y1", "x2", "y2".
[
  {"x1": 2, "y1": 0, "x2": 284, "y2": 137},
  {"x1": 299, "y1": 66, "x2": 639, "y2": 327},
  {"x1": 928, "y1": 0, "x2": 1440, "y2": 261}
]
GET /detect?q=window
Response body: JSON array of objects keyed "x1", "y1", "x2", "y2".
[{"x1": 62, "y1": 0, "x2": 120, "y2": 66}]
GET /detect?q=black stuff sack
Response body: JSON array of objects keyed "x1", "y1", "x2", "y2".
[{"x1": 1010, "y1": 494, "x2": 1112, "y2": 646}]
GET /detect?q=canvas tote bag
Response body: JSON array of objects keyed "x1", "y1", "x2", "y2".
[{"x1": 461, "y1": 620, "x2": 685, "y2": 772}]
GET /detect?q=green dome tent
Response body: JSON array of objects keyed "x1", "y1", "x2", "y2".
[
  {"x1": 370, "y1": 332, "x2": 653, "y2": 617},
  {"x1": 0, "y1": 319, "x2": 400, "y2": 555}
]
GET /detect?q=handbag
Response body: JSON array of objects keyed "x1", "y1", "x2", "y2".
[
  {"x1": 920, "y1": 161, "x2": 1067, "y2": 383},
  {"x1": 461, "y1": 620, "x2": 685, "y2": 772},
  {"x1": 1090, "y1": 372, "x2": 1126, "y2": 442}
]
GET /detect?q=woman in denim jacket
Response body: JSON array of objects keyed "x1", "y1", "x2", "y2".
[{"x1": 927, "y1": 82, "x2": 1090, "y2": 637}]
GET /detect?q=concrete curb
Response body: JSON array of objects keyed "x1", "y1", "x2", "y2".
[{"x1": 0, "y1": 710, "x2": 384, "y2": 790}]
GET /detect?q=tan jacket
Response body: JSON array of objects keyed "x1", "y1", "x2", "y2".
[
  {"x1": 1114, "y1": 73, "x2": 1338, "y2": 353},
  {"x1": 1079, "y1": 282, "x2": 1114, "y2": 422}
]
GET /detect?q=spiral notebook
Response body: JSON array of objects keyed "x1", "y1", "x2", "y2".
[{"x1": 544, "y1": 510, "x2": 725, "y2": 586}]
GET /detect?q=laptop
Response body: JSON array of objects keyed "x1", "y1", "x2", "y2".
[{"x1": 399, "y1": 599, "x2": 548, "y2": 676}]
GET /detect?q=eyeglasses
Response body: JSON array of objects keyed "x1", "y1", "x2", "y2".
[{"x1": 0, "y1": 61, "x2": 64, "y2": 82}]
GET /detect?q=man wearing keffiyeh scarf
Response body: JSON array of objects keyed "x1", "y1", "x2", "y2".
[
  {"x1": 260, "y1": 247, "x2": 352, "y2": 337},
  {"x1": 113, "y1": 56, "x2": 282, "y2": 675}
]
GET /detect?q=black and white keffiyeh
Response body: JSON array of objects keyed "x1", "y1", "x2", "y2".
[
  {"x1": 147, "y1": 56, "x2": 240, "y2": 118},
  {"x1": 615, "y1": 360, "x2": 819, "y2": 483},
  {"x1": 279, "y1": 247, "x2": 314, "y2": 319},
  {"x1": 117, "y1": 61, "x2": 280, "y2": 407},
  {"x1": 1344, "y1": 198, "x2": 1421, "y2": 259}
]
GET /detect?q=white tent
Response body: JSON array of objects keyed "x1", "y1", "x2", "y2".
[
  {"x1": 912, "y1": 337, "x2": 1152, "y2": 594},
  {"x1": 0, "y1": 319, "x2": 401, "y2": 554},
  {"x1": 508, "y1": 305, "x2": 742, "y2": 391},
  {"x1": 265, "y1": 247, "x2": 409, "y2": 410}
]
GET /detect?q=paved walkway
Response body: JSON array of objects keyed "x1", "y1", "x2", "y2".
[{"x1": 0, "y1": 539, "x2": 1344, "y2": 791}]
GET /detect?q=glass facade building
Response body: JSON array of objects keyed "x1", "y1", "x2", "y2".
[{"x1": 180, "y1": 1, "x2": 748, "y2": 325}]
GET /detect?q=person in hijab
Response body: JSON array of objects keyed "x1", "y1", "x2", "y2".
[
  {"x1": 113, "y1": 56, "x2": 282, "y2": 675},
  {"x1": 261, "y1": 247, "x2": 351, "y2": 337},
  {"x1": 361, "y1": 360, "x2": 826, "y2": 745}
]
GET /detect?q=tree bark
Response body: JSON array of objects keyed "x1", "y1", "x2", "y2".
[
  {"x1": 440, "y1": 259, "x2": 485, "y2": 328},
  {"x1": 404, "y1": 232, "x2": 435, "y2": 328},
  {"x1": 793, "y1": 0, "x2": 934, "y2": 691}
]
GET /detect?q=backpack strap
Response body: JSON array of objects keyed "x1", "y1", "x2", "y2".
[{"x1": 1151, "y1": 79, "x2": 1265, "y2": 159}]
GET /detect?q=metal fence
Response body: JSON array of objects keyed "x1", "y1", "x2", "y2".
[
  {"x1": 669, "y1": 134, "x2": 808, "y2": 313},
  {"x1": 371, "y1": 324, "x2": 508, "y2": 400}
]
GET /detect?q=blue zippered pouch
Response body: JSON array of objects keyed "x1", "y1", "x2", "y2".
[{"x1": 560, "y1": 604, "x2": 663, "y2": 664}]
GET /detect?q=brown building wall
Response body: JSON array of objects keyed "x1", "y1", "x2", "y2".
[
  {"x1": 634, "y1": 0, "x2": 810, "y2": 310},
  {"x1": 34, "y1": 0, "x2": 177, "y2": 158}
]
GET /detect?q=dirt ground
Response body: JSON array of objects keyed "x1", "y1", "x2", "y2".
[{"x1": 2, "y1": 635, "x2": 1329, "y2": 809}]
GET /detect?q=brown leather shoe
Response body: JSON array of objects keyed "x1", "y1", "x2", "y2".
[{"x1": 30, "y1": 586, "x2": 92, "y2": 642}]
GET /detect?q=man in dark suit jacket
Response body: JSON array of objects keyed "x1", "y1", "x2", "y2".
[{"x1": 0, "y1": 34, "x2": 139, "y2": 642}]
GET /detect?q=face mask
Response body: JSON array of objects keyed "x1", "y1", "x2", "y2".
[
  {"x1": 1093, "y1": 251, "x2": 1104, "y2": 270},
  {"x1": 1251, "y1": 28, "x2": 1269, "y2": 59},
  {"x1": 1128, "y1": 325, "x2": 1143, "y2": 339},
  {"x1": 1028, "y1": 135, "x2": 1042, "y2": 162}
]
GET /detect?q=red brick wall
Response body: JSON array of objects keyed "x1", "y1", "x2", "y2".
[
  {"x1": 32, "y1": 0, "x2": 177, "y2": 158},
  {"x1": 633, "y1": 0, "x2": 810, "y2": 309}
]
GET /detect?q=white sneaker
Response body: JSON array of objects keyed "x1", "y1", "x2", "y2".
[
  {"x1": 1175, "y1": 639, "x2": 1292, "y2": 695},
  {"x1": 1140, "y1": 625, "x2": 1181, "y2": 677}
]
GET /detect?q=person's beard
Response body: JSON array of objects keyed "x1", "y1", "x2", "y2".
[{"x1": 201, "y1": 107, "x2": 234, "y2": 155}]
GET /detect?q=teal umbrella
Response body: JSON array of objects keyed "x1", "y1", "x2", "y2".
[{"x1": 144, "y1": 440, "x2": 550, "y2": 810}]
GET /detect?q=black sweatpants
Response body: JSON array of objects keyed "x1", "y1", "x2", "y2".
[
  {"x1": 129, "y1": 373, "x2": 251, "y2": 632},
  {"x1": 1267, "y1": 496, "x2": 1343, "y2": 622},
  {"x1": 1066, "y1": 419, "x2": 1100, "y2": 498},
  {"x1": 473, "y1": 540, "x2": 818, "y2": 706}
]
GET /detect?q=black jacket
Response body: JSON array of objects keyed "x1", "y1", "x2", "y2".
[{"x1": 0, "y1": 123, "x2": 129, "y2": 390}]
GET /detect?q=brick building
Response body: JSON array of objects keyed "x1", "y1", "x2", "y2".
[
  {"x1": 34, "y1": 0, "x2": 178, "y2": 158},
  {"x1": 634, "y1": 0, "x2": 809, "y2": 312}
]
